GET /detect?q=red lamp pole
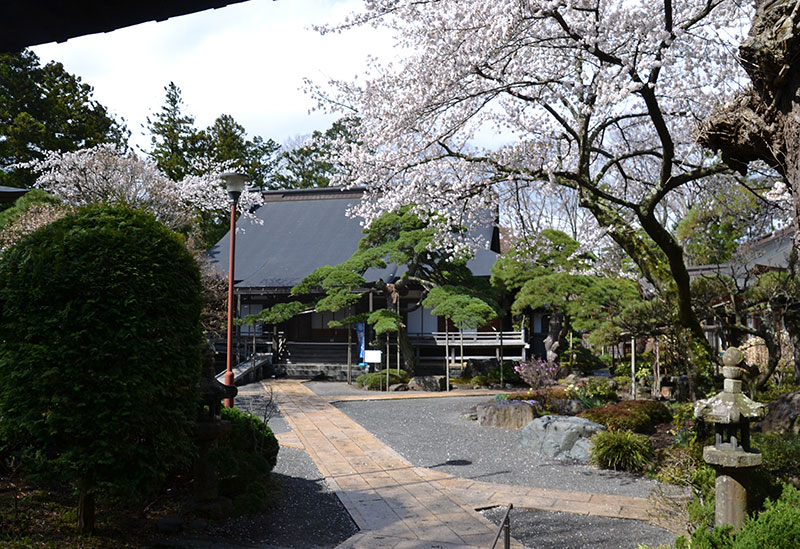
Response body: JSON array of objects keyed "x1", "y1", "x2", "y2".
[{"x1": 220, "y1": 172, "x2": 247, "y2": 408}]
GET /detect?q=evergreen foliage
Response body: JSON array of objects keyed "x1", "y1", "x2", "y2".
[
  {"x1": 0, "y1": 189, "x2": 61, "y2": 229},
  {"x1": 0, "y1": 205, "x2": 203, "y2": 521},
  {"x1": 0, "y1": 49, "x2": 127, "y2": 188}
]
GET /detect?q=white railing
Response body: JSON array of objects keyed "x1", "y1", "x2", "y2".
[{"x1": 408, "y1": 331, "x2": 526, "y2": 346}]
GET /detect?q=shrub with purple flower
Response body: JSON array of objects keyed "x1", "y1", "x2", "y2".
[{"x1": 515, "y1": 358, "x2": 558, "y2": 392}]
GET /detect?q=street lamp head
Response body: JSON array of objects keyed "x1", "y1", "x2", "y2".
[{"x1": 219, "y1": 172, "x2": 248, "y2": 203}]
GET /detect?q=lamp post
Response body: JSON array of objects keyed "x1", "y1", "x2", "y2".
[{"x1": 220, "y1": 172, "x2": 248, "y2": 408}]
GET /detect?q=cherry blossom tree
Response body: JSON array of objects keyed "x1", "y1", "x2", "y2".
[
  {"x1": 22, "y1": 144, "x2": 263, "y2": 235},
  {"x1": 312, "y1": 0, "x2": 752, "y2": 392}
]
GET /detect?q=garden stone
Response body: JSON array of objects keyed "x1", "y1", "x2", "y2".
[
  {"x1": 565, "y1": 399, "x2": 587, "y2": 415},
  {"x1": 389, "y1": 383, "x2": 409, "y2": 391},
  {"x1": 408, "y1": 375, "x2": 447, "y2": 391},
  {"x1": 460, "y1": 405, "x2": 478, "y2": 421},
  {"x1": 521, "y1": 415, "x2": 606, "y2": 462},
  {"x1": 464, "y1": 358, "x2": 497, "y2": 378},
  {"x1": 754, "y1": 391, "x2": 800, "y2": 434},
  {"x1": 476, "y1": 401, "x2": 536, "y2": 428},
  {"x1": 564, "y1": 373, "x2": 580, "y2": 385}
]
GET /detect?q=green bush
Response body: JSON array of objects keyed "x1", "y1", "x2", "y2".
[
  {"x1": 579, "y1": 399, "x2": 671, "y2": 433},
  {"x1": 753, "y1": 432, "x2": 800, "y2": 488},
  {"x1": 613, "y1": 350, "x2": 654, "y2": 378},
  {"x1": 613, "y1": 375, "x2": 632, "y2": 390},
  {"x1": 589, "y1": 430, "x2": 653, "y2": 473},
  {"x1": 221, "y1": 407, "x2": 279, "y2": 471},
  {"x1": 488, "y1": 361, "x2": 522, "y2": 384},
  {"x1": 756, "y1": 381, "x2": 800, "y2": 403},
  {"x1": 676, "y1": 484, "x2": 800, "y2": 549},
  {"x1": 356, "y1": 369, "x2": 409, "y2": 390},
  {"x1": 734, "y1": 484, "x2": 800, "y2": 548},
  {"x1": 211, "y1": 407, "x2": 279, "y2": 515},
  {"x1": 582, "y1": 377, "x2": 619, "y2": 403},
  {"x1": 0, "y1": 206, "x2": 203, "y2": 511},
  {"x1": 559, "y1": 345, "x2": 604, "y2": 374},
  {"x1": 471, "y1": 375, "x2": 490, "y2": 387}
]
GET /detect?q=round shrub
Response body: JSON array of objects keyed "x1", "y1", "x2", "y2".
[
  {"x1": 0, "y1": 206, "x2": 203, "y2": 507},
  {"x1": 471, "y1": 375, "x2": 490, "y2": 387},
  {"x1": 589, "y1": 430, "x2": 653, "y2": 473},
  {"x1": 220, "y1": 406, "x2": 279, "y2": 472},
  {"x1": 356, "y1": 369, "x2": 409, "y2": 390},
  {"x1": 212, "y1": 407, "x2": 279, "y2": 515},
  {"x1": 579, "y1": 399, "x2": 671, "y2": 433}
]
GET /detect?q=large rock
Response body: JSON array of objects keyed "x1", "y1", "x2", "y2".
[
  {"x1": 463, "y1": 358, "x2": 498, "y2": 378},
  {"x1": 475, "y1": 401, "x2": 537, "y2": 428},
  {"x1": 755, "y1": 391, "x2": 800, "y2": 434},
  {"x1": 521, "y1": 415, "x2": 606, "y2": 462},
  {"x1": 408, "y1": 375, "x2": 448, "y2": 392}
]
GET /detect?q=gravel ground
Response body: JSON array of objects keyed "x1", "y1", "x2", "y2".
[
  {"x1": 481, "y1": 507, "x2": 674, "y2": 549},
  {"x1": 317, "y1": 384, "x2": 677, "y2": 549},
  {"x1": 165, "y1": 382, "x2": 674, "y2": 548},
  {"x1": 331, "y1": 394, "x2": 661, "y2": 497}
]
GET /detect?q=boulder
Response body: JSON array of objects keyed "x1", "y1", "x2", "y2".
[
  {"x1": 408, "y1": 375, "x2": 448, "y2": 391},
  {"x1": 521, "y1": 415, "x2": 606, "y2": 462},
  {"x1": 754, "y1": 391, "x2": 800, "y2": 434},
  {"x1": 565, "y1": 399, "x2": 588, "y2": 415},
  {"x1": 460, "y1": 405, "x2": 478, "y2": 421},
  {"x1": 389, "y1": 383, "x2": 409, "y2": 391},
  {"x1": 564, "y1": 373, "x2": 580, "y2": 385},
  {"x1": 463, "y1": 358, "x2": 498, "y2": 378},
  {"x1": 475, "y1": 401, "x2": 537, "y2": 428}
]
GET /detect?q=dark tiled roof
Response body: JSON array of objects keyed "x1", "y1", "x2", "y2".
[
  {"x1": 207, "y1": 187, "x2": 498, "y2": 291},
  {"x1": 0, "y1": 186, "x2": 28, "y2": 202},
  {"x1": 687, "y1": 227, "x2": 793, "y2": 285}
]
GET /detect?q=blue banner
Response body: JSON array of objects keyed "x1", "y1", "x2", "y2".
[{"x1": 355, "y1": 322, "x2": 365, "y2": 360}]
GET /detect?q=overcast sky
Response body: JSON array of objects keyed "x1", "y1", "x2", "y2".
[{"x1": 31, "y1": 0, "x2": 393, "y2": 152}]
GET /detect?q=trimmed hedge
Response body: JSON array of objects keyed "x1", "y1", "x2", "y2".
[
  {"x1": 579, "y1": 399, "x2": 671, "y2": 433},
  {"x1": 0, "y1": 205, "x2": 203, "y2": 502}
]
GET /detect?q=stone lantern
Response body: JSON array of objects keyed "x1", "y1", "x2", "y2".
[{"x1": 694, "y1": 347, "x2": 766, "y2": 531}]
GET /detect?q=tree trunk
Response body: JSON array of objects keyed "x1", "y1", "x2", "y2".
[
  {"x1": 77, "y1": 491, "x2": 95, "y2": 533},
  {"x1": 397, "y1": 323, "x2": 417, "y2": 375}
]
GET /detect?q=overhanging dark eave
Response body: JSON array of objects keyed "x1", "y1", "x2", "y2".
[{"x1": 1, "y1": 0, "x2": 251, "y2": 53}]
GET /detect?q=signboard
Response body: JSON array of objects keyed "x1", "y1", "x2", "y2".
[{"x1": 363, "y1": 350, "x2": 382, "y2": 363}]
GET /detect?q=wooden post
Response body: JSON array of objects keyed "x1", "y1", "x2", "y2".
[
  {"x1": 386, "y1": 333, "x2": 390, "y2": 391},
  {"x1": 347, "y1": 323, "x2": 352, "y2": 384},
  {"x1": 445, "y1": 322, "x2": 450, "y2": 386},
  {"x1": 396, "y1": 300, "x2": 401, "y2": 374},
  {"x1": 654, "y1": 337, "x2": 660, "y2": 397},
  {"x1": 500, "y1": 329, "x2": 504, "y2": 387},
  {"x1": 631, "y1": 336, "x2": 636, "y2": 399}
]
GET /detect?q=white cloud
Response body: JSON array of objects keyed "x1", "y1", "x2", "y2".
[{"x1": 31, "y1": 0, "x2": 395, "y2": 151}]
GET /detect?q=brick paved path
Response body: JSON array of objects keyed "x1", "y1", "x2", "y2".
[{"x1": 266, "y1": 380, "x2": 661, "y2": 549}]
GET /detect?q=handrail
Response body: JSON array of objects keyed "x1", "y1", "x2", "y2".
[
  {"x1": 490, "y1": 503, "x2": 513, "y2": 549},
  {"x1": 407, "y1": 331, "x2": 526, "y2": 345}
]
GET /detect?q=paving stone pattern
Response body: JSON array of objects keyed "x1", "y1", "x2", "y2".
[{"x1": 269, "y1": 380, "x2": 675, "y2": 549}]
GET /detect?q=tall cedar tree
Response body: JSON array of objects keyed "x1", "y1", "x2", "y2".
[{"x1": 0, "y1": 49, "x2": 127, "y2": 188}]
